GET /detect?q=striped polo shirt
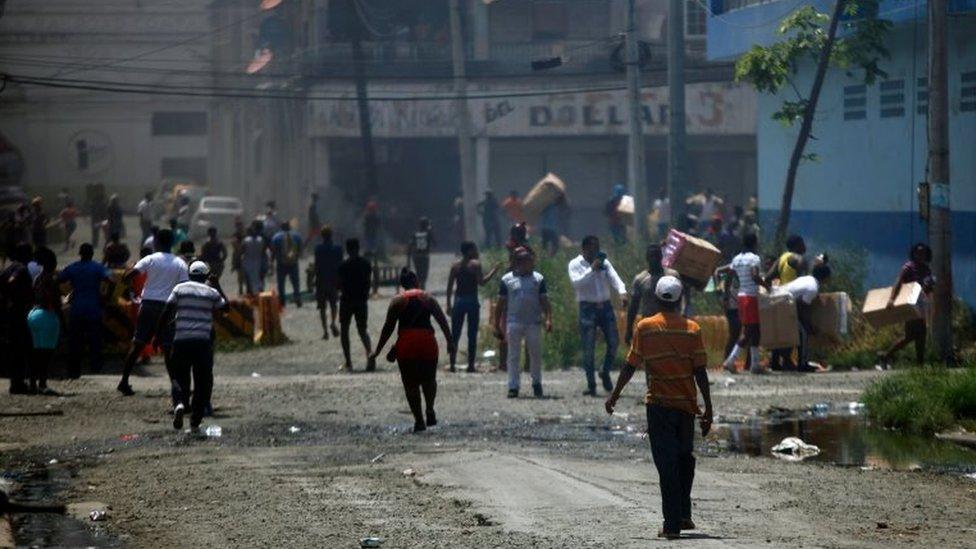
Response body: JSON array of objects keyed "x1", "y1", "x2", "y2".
[
  {"x1": 626, "y1": 312, "x2": 708, "y2": 416},
  {"x1": 166, "y1": 281, "x2": 226, "y2": 342}
]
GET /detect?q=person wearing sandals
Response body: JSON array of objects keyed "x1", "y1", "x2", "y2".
[{"x1": 371, "y1": 269, "x2": 454, "y2": 433}]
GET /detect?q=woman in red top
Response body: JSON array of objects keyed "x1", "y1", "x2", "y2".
[
  {"x1": 879, "y1": 243, "x2": 934, "y2": 368},
  {"x1": 371, "y1": 269, "x2": 454, "y2": 433}
]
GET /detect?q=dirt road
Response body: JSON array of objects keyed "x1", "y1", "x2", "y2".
[{"x1": 2, "y1": 253, "x2": 975, "y2": 548}]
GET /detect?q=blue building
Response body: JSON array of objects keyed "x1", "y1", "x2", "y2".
[{"x1": 707, "y1": 0, "x2": 976, "y2": 304}]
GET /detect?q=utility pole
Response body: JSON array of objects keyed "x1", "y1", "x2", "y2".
[
  {"x1": 449, "y1": 0, "x2": 478, "y2": 241},
  {"x1": 667, "y1": 0, "x2": 687, "y2": 227},
  {"x1": 928, "y1": 0, "x2": 953, "y2": 363},
  {"x1": 351, "y1": 28, "x2": 379, "y2": 197},
  {"x1": 626, "y1": 0, "x2": 648, "y2": 243}
]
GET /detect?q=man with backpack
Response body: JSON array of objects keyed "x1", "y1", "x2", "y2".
[{"x1": 271, "y1": 221, "x2": 303, "y2": 308}]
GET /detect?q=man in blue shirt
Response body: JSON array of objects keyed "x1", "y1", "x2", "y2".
[
  {"x1": 271, "y1": 221, "x2": 303, "y2": 308},
  {"x1": 314, "y1": 225, "x2": 343, "y2": 339},
  {"x1": 59, "y1": 243, "x2": 112, "y2": 378}
]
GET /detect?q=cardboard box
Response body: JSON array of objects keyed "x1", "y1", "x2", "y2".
[
  {"x1": 522, "y1": 172, "x2": 567, "y2": 221},
  {"x1": 810, "y1": 292, "x2": 851, "y2": 338},
  {"x1": 616, "y1": 195, "x2": 635, "y2": 224},
  {"x1": 760, "y1": 291, "x2": 799, "y2": 349},
  {"x1": 662, "y1": 229, "x2": 722, "y2": 285},
  {"x1": 862, "y1": 283, "x2": 923, "y2": 329}
]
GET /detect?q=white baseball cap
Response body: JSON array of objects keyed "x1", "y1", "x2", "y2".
[
  {"x1": 655, "y1": 275, "x2": 683, "y2": 303},
  {"x1": 189, "y1": 261, "x2": 210, "y2": 276}
]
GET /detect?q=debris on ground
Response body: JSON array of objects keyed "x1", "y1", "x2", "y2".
[
  {"x1": 876, "y1": 521, "x2": 889, "y2": 529},
  {"x1": 48, "y1": 458, "x2": 58, "y2": 465},
  {"x1": 250, "y1": 372, "x2": 261, "y2": 378},
  {"x1": 89, "y1": 510, "x2": 107, "y2": 521},
  {"x1": 370, "y1": 453, "x2": 386, "y2": 464},
  {"x1": 288, "y1": 426, "x2": 301, "y2": 434},
  {"x1": 771, "y1": 437, "x2": 821, "y2": 461},
  {"x1": 204, "y1": 425, "x2": 222, "y2": 438},
  {"x1": 402, "y1": 468, "x2": 416, "y2": 477},
  {"x1": 119, "y1": 434, "x2": 140, "y2": 442},
  {"x1": 723, "y1": 377, "x2": 736, "y2": 388},
  {"x1": 360, "y1": 536, "x2": 383, "y2": 547}
]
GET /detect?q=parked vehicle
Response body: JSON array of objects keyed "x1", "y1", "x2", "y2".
[{"x1": 189, "y1": 196, "x2": 244, "y2": 240}]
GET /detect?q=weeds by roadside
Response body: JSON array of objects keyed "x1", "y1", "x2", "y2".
[{"x1": 863, "y1": 366, "x2": 976, "y2": 434}]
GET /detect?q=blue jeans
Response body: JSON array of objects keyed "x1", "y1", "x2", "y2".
[
  {"x1": 647, "y1": 404, "x2": 696, "y2": 534},
  {"x1": 451, "y1": 296, "x2": 480, "y2": 369},
  {"x1": 276, "y1": 263, "x2": 301, "y2": 307},
  {"x1": 579, "y1": 301, "x2": 618, "y2": 389}
]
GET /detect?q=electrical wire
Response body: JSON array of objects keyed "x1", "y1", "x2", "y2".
[{"x1": 692, "y1": 0, "x2": 804, "y2": 30}]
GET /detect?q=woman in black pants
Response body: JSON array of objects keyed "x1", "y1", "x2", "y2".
[{"x1": 371, "y1": 269, "x2": 454, "y2": 433}]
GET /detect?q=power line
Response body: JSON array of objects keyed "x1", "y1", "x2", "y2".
[{"x1": 692, "y1": 0, "x2": 803, "y2": 29}]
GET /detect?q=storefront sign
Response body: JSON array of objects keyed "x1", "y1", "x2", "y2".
[{"x1": 308, "y1": 82, "x2": 755, "y2": 138}]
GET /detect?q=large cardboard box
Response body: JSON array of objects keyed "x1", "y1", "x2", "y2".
[
  {"x1": 862, "y1": 283, "x2": 924, "y2": 329},
  {"x1": 522, "y1": 172, "x2": 566, "y2": 222},
  {"x1": 662, "y1": 229, "x2": 722, "y2": 286},
  {"x1": 760, "y1": 291, "x2": 799, "y2": 349},
  {"x1": 810, "y1": 292, "x2": 851, "y2": 338}
]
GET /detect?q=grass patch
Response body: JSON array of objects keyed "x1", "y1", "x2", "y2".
[{"x1": 863, "y1": 366, "x2": 976, "y2": 434}]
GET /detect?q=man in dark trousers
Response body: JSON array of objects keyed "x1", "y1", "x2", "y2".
[
  {"x1": 0, "y1": 243, "x2": 34, "y2": 393},
  {"x1": 271, "y1": 221, "x2": 303, "y2": 308},
  {"x1": 606, "y1": 275, "x2": 713, "y2": 540},
  {"x1": 59, "y1": 243, "x2": 112, "y2": 378},
  {"x1": 164, "y1": 261, "x2": 228, "y2": 433},
  {"x1": 314, "y1": 225, "x2": 343, "y2": 340},
  {"x1": 407, "y1": 217, "x2": 434, "y2": 290},
  {"x1": 337, "y1": 238, "x2": 374, "y2": 371}
]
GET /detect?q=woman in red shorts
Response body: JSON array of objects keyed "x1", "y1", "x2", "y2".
[{"x1": 371, "y1": 269, "x2": 454, "y2": 433}]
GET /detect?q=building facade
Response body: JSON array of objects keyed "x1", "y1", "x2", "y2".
[
  {"x1": 0, "y1": 0, "x2": 214, "y2": 208},
  {"x1": 707, "y1": 0, "x2": 976, "y2": 304}
]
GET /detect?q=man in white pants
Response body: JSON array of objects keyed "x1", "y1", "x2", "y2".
[{"x1": 494, "y1": 248, "x2": 553, "y2": 398}]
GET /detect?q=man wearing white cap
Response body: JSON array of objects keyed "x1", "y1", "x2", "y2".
[
  {"x1": 605, "y1": 275, "x2": 714, "y2": 540},
  {"x1": 163, "y1": 261, "x2": 228, "y2": 432}
]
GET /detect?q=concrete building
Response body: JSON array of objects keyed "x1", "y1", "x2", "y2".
[
  {"x1": 707, "y1": 0, "x2": 976, "y2": 304},
  {"x1": 209, "y1": 0, "x2": 758, "y2": 244},
  {"x1": 0, "y1": 0, "x2": 215, "y2": 209}
]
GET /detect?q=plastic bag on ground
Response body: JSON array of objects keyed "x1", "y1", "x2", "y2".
[{"x1": 771, "y1": 437, "x2": 821, "y2": 462}]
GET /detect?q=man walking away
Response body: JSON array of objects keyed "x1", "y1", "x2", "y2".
[
  {"x1": 446, "y1": 241, "x2": 501, "y2": 372},
  {"x1": 272, "y1": 221, "x2": 303, "y2": 308},
  {"x1": 363, "y1": 198, "x2": 381, "y2": 257},
  {"x1": 718, "y1": 233, "x2": 764, "y2": 374},
  {"x1": 1, "y1": 243, "x2": 34, "y2": 393},
  {"x1": 626, "y1": 244, "x2": 679, "y2": 346},
  {"x1": 165, "y1": 261, "x2": 228, "y2": 432},
  {"x1": 781, "y1": 261, "x2": 832, "y2": 373},
  {"x1": 59, "y1": 243, "x2": 112, "y2": 378},
  {"x1": 241, "y1": 221, "x2": 268, "y2": 295},
  {"x1": 314, "y1": 225, "x2": 343, "y2": 340},
  {"x1": 495, "y1": 247, "x2": 552, "y2": 398},
  {"x1": 307, "y1": 192, "x2": 321, "y2": 248},
  {"x1": 407, "y1": 217, "x2": 434, "y2": 290},
  {"x1": 117, "y1": 229, "x2": 188, "y2": 395},
  {"x1": 338, "y1": 238, "x2": 375, "y2": 371},
  {"x1": 102, "y1": 232, "x2": 131, "y2": 268},
  {"x1": 59, "y1": 199, "x2": 79, "y2": 253},
  {"x1": 501, "y1": 190, "x2": 525, "y2": 224},
  {"x1": 653, "y1": 190, "x2": 671, "y2": 240},
  {"x1": 606, "y1": 275, "x2": 713, "y2": 540},
  {"x1": 477, "y1": 189, "x2": 502, "y2": 249},
  {"x1": 87, "y1": 190, "x2": 107, "y2": 249},
  {"x1": 138, "y1": 192, "x2": 154, "y2": 244},
  {"x1": 200, "y1": 227, "x2": 228, "y2": 280},
  {"x1": 568, "y1": 235, "x2": 628, "y2": 395}
]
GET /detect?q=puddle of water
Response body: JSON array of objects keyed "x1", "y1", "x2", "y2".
[
  {"x1": 5, "y1": 466, "x2": 121, "y2": 548},
  {"x1": 710, "y1": 413, "x2": 976, "y2": 473}
]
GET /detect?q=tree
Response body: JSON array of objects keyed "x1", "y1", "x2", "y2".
[{"x1": 734, "y1": 0, "x2": 891, "y2": 247}]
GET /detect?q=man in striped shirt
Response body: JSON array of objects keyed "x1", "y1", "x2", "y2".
[{"x1": 163, "y1": 261, "x2": 228, "y2": 432}]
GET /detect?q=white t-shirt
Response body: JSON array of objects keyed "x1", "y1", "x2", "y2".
[
  {"x1": 654, "y1": 198, "x2": 671, "y2": 222},
  {"x1": 731, "y1": 251, "x2": 762, "y2": 297},
  {"x1": 782, "y1": 275, "x2": 820, "y2": 305},
  {"x1": 134, "y1": 252, "x2": 189, "y2": 302},
  {"x1": 137, "y1": 199, "x2": 153, "y2": 223}
]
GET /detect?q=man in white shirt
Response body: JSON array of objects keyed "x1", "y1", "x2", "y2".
[
  {"x1": 653, "y1": 191, "x2": 671, "y2": 240},
  {"x1": 780, "y1": 263, "x2": 831, "y2": 372},
  {"x1": 117, "y1": 228, "x2": 189, "y2": 396},
  {"x1": 568, "y1": 235, "x2": 628, "y2": 395}
]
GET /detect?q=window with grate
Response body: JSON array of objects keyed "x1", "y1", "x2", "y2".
[
  {"x1": 915, "y1": 77, "x2": 928, "y2": 115},
  {"x1": 151, "y1": 112, "x2": 207, "y2": 136},
  {"x1": 962, "y1": 71, "x2": 976, "y2": 113},
  {"x1": 843, "y1": 85, "x2": 866, "y2": 120},
  {"x1": 685, "y1": 0, "x2": 707, "y2": 37},
  {"x1": 532, "y1": 1, "x2": 568, "y2": 40},
  {"x1": 879, "y1": 79, "x2": 905, "y2": 118}
]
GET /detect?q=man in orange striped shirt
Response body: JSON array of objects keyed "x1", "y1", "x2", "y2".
[{"x1": 606, "y1": 275, "x2": 714, "y2": 540}]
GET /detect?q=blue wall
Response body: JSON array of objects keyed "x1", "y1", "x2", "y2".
[{"x1": 725, "y1": 15, "x2": 976, "y2": 303}]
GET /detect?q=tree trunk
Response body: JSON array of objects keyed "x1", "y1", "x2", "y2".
[
  {"x1": 351, "y1": 36, "x2": 379, "y2": 198},
  {"x1": 774, "y1": 0, "x2": 848, "y2": 248}
]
